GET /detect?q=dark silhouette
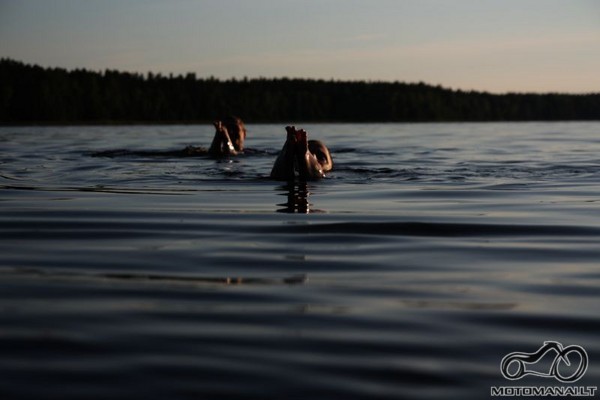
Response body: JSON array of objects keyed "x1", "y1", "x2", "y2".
[
  {"x1": 271, "y1": 126, "x2": 333, "y2": 181},
  {"x1": 2, "y1": 58, "x2": 600, "y2": 124},
  {"x1": 209, "y1": 120, "x2": 236, "y2": 156},
  {"x1": 209, "y1": 116, "x2": 246, "y2": 156}
]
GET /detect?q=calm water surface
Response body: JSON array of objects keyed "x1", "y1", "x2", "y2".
[{"x1": 1, "y1": 123, "x2": 600, "y2": 399}]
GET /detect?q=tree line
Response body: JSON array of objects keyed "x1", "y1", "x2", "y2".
[{"x1": 1, "y1": 58, "x2": 599, "y2": 124}]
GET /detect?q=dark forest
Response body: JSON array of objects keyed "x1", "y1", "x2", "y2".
[{"x1": 1, "y1": 58, "x2": 599, "y2": 124}]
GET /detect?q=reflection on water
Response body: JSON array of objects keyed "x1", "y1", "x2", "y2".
[{"x1": 276, "y1": 181, "x2": 325, "y2": 214}]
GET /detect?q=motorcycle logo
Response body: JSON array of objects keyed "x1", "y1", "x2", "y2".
[{"x1": 501, "y1": 341, "x2": 588, "y2": 383}]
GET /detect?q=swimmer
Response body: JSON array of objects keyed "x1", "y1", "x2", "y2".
[
  {"x1": 271, "y1": 126, "x2": 333, "y2": 180},
  {"x1": 92, "y1": 115, "x2": 247, "y2": 158},
  {"x1": 209, "y1": 115, "x2": 247, "y2": 157}
]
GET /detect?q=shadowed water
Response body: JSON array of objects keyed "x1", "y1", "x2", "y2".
[{"x1": 1, "y1": 123, "x2": 600, "y2": 399}]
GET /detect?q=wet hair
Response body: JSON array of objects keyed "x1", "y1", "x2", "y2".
[{"x1": 220, "y1": 116, "x2": 245, "y2": 135}]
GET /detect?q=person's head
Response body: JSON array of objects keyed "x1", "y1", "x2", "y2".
[{"x1": 222, "y1": 116, "x2": 246, "y2": 151}]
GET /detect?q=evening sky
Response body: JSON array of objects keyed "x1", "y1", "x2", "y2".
[{"x1": 1, "y1": 0, "x2": 599, "y2": 93}]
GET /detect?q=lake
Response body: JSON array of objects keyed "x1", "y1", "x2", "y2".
[{"x1": 1, "y1": 122, "x2": 600, "y2": 399}]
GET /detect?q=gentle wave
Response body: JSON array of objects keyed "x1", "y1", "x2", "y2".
[
  {"x1": 3, "y1": 213, "x2": 599, "y2": 239},
  {"x1": 2, "y1": 123, "x2": 600, "y2": 399},
  {"x1": 263, "y1": 221, "x2": 600, "y2": 237},
  {"x1": 0, "y1": 267, "x2": 308, "y2": 286}
]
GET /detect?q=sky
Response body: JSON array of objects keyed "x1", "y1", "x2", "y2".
[{"x1": 1, "y1": 0, "x2": 599, "y2": 93}]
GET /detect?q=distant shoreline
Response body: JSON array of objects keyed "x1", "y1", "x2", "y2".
[{"x1": 2, "y1": 58, "x2": 600, "y2": 124}]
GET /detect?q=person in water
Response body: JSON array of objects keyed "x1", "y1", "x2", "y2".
[
  {"x1": 208, "y1": 115, "x2": 247, "y2": 157},
  {"x1": 271, "y1": 126, "x2": 333, "y2": 180},
  {"x1": 93, "y1": 115, "x2": 247, "y2": 158}
]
